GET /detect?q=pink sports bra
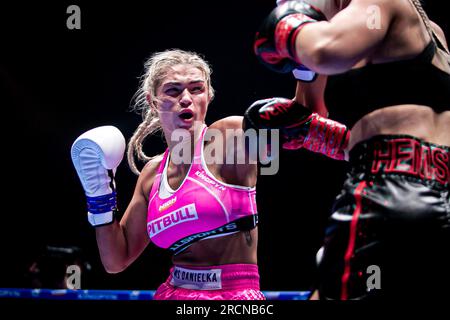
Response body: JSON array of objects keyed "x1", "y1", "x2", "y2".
[{"x1": 147, "y1": 125, "x2": 258, "y2": 255}]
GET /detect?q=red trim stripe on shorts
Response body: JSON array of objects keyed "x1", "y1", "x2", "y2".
[{"x1": 340, "y1": 181, "x2": 367, "y2": 300}]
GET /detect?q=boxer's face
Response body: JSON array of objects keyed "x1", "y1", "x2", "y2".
[{"x1": 155, "y1": 64, "x2": 209, "y2": 136}]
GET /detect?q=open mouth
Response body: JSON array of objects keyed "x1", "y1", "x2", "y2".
[{"x1": 179, "y1": 111, "x2": 194, "y2": 120}]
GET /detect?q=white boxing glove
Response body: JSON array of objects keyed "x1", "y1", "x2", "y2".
[{"x1": 71, "y1": 126, "x2": 126, "y2": 226}]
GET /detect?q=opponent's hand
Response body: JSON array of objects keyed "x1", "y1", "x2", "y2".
[
  {"x1": 71, "y1": 126, "x2": 126, "y2": 226},
  {"x1": 254, "y1": 0, "x2": 326, "y2": 74}
]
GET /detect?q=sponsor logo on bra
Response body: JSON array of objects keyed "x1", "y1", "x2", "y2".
[
  {"x1": 159, "y1": 197, "x2": 177, "y2": 212},
  {"x1": 148, "y1": 203, "x2": 198, "y2": 237},
  {"x1": 194, "y1": 170, "x2": 226, "y2": 191}
]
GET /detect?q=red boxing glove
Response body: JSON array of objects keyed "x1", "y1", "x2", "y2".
[
  {"x1": 283, "y1": 113, "x2": 349, "y2": 161},
  {"x1": 254, "y1": 0, "x2": 326, "y2": 74},
  {"x1": 244, "y1": 97, "x2": 349, "y2": 160}
]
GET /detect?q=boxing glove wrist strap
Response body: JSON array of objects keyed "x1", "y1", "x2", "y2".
[
  {"x1": 86, "y1": 191, "x2": 117, "y2": 226},
  {"x1": 302, "y1": 114, "x2": 349, "y2": 160},
  {"x1": 86, "y1": 191, "x2": 117, "y2": 213}
]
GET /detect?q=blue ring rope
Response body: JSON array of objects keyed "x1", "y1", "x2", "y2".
[{"x1": 0, "y1": 288, "x2": 311, "y2": 300}]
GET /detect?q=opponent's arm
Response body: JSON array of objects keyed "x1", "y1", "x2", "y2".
[
  {"x1": 294, "y1": 74, "x2": 328, "y2": 117},
  {"x1": 255, "y1": 0, "x2": 395, "y2": 74},
  {"x1": 296, "y1": 0, "x2": 394, "y2": 73},
  {"x1": 429, "y1": 20, "x2": 449, "y2": 51}
]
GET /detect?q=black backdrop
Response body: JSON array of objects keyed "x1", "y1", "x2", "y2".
[{"x1": 1, "y1": 0, "x2": 448, "y2": 291}]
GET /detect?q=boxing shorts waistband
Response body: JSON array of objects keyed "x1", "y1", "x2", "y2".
[
  {"x1": 169, "y1": 264, "x2": 260, "y2": 291},
  {"x1": 349, "y1": 135, "x2": 449, "y2": 189}
]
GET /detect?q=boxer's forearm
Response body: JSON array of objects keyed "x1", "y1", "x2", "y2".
[{"x1": 95, "y1": 221, "x2": 130, "y2": 273}]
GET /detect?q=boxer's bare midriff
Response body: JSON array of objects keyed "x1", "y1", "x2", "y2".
[
  {"x1": 172, "y1": 229, "x2": 258, "y2": 266},
  {"x1": 349, "y1": 105, "x2": 450, "y2": 150}
]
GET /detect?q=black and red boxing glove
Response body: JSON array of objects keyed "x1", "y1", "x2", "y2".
[
  {"x1": 254, "y1": 0, "x2": 326, "y2": 74},
  {"x1": 244, "y1": 97, "x2": 349, "y2": 160}
]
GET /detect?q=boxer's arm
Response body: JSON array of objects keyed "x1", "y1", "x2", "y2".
[
  {"x1": 294, "y1": 74, "x2": 328, "y2": 117},
  {"x1": 95, "y1": 160, "x2": 158, "y2": 273},
  {"x1": 296, "y1": 0, "x2": 394, "y2": 74}
]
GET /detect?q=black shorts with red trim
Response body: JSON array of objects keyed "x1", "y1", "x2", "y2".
[{"x1": 318, "y1": 135, "x2": 450, "y2": 300}]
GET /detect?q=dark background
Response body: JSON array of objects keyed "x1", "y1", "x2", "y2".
[{"x1": 1, "y1": 0, "x2": 448, "y2": 291}]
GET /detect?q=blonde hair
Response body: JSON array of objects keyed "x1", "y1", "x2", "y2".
[
  {"x1": 127, "y1": 49, "x2": 215, "y2": 175},
  {"x1": 409, "y1": 0, "x2": 436, "y2": 46}
]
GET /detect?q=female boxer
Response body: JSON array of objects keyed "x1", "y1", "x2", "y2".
[{"x1": 72, "y1": 49, "x2": 263, "y2": 300}]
